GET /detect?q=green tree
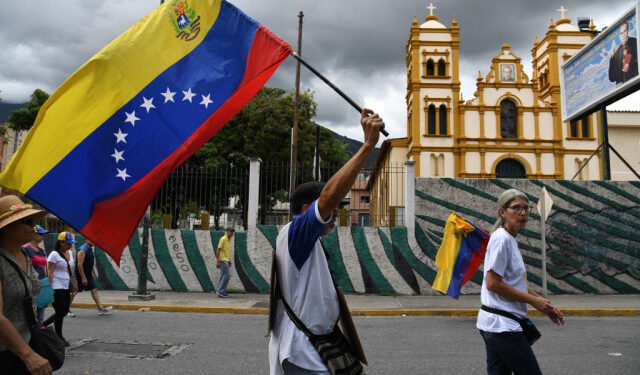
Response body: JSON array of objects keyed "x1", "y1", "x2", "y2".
[{"x1": 7, "y1": 89, "x2": 49, "y2": 132}]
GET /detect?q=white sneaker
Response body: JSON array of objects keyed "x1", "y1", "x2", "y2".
[
  {"x1": 66, "y1": 311, "x2": 76, "y2": 318},
  {"x1": 98, "y1": 306, "x2": 113, "y2": 315}
]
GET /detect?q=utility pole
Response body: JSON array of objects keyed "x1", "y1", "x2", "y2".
[{"x1": 289, "y1": 11, "x2": 304, "y2": 219}]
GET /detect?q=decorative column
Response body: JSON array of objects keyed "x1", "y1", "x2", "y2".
[{"x1": 247, "y1": 158, "x2": 262, "y2": 230}]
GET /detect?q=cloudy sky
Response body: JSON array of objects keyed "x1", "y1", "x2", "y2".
[{"x1": 1, "y1": 0, "x2": 639, "y2": 143}]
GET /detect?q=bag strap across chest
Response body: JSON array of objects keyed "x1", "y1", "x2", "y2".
[{"x1": 0, "y1": 251, "x2": 38, "y2": 328}]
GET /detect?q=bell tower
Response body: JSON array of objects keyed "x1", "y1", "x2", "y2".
[{"x1": 406, "y1": 3, "x2": 461, "y2": 177}]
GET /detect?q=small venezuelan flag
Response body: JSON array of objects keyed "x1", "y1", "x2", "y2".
[
  {"x1": 432, "y1": 212, "x2": 489, "y2": 298},
  {"x1": 0, "y1": 0, "x2": 292, "y2": 263}
]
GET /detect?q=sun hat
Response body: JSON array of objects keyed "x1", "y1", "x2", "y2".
[
  {"x1": 34, "y1": 224, "x2": 49, "y2": 234},
  {"x1": 57, "y1": 231, "x2": 76, "y2": 244},
  {"x1": 0, "y1": 195, "x2": 46, "y2": 230}
]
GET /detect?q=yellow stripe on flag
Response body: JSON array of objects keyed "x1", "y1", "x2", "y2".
[
  {"x1": 0, "y1": 0, "x2": 221, "y2": 192},
  {"x1": 432, "y1": 212, "x2": 475, "y2": 294}
]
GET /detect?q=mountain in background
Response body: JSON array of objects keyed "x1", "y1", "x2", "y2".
[
  {"x1": 0, "y1": 102, "x2": 26, "y2": 123},
  {"x1": 322, "y1": 125, "x2": 378, "y2": 169}
]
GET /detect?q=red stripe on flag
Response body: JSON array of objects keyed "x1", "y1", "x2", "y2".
[{"x1": 81, "y1": 28, "x2": 292, "y2": 264}]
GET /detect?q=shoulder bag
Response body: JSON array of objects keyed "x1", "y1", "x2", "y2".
[
  {"x1": 481, "y1": 304, "x2": 541, "y2": 345},
  {"x1": 0, "y1": 252, "x2": 66, "y2": 370},
  {"x1": 269, "y1": 249, "x2": 366, "y2": 375}
]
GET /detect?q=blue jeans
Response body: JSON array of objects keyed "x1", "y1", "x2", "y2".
[
  {"x1": 218, "y1": 261, "x2": 230, "y2": 294},
  {"x1": 36, "y1": 306, "x2": 46, "y2": 325},
  {"x1": 282, "y1": 360, "x2": 329, "y2": 375},
  {"x1": 479, "y1": 330, "x2": 543, "y2": 375}
]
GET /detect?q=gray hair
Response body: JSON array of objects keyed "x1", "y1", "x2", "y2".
[{"x1": 491, "y1": 188, "x2": 529, "y2": 233}]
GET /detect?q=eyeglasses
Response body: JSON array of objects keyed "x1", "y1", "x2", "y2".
[
  {"x1": 506, "y1": 205, "x2": 530, "y2": 213},
  {"x1": 18, "y1": 217, "x2": 35, "y2": 226}
]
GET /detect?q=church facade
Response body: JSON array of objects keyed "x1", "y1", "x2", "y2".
[{"x1": 368, "y1": 8, "x2": 617, "y2": 225}]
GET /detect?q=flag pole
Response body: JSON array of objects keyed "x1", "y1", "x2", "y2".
[{"x1": 291, "y1": 52, "x2": 389, "y2": 137}]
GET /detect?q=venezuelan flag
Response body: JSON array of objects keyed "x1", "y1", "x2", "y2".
[
  {"x1": 0, "y1": 0, "x2": 291, "y2": 263},
  {"x1": 432, "y1": 212, "x2": 489, "y2": 298}
]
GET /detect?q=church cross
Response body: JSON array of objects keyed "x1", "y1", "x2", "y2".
[
  {"x1": 427, "y1": 3, "x2": 437, "y2": 16},
  {"x1": 557, "y1": 6, "x2": 568, "y2": 19}
]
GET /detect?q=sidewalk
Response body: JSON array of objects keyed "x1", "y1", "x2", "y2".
[{"x1": 71, "y1": 291, "x2": 640, "y2": 317}]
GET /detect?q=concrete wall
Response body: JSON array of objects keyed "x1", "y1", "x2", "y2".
[{"x1": 46, "y1": 178, "x2": 640, "y2": 295}]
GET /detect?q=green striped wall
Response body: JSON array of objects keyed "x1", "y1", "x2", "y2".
[{"x1": 44, "y1": 179, "x2": 639, "y2": 295}]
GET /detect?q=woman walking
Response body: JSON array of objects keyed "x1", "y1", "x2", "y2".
[
  {"x1": 477, "y1": 189, "x2": 565, "y2": 374},
  {"x1": 46, "y1": 232, "x2": 77, "y2": 346},
  {"x1": 0, "y1": 195, "x2": 52, "y2": 374}
]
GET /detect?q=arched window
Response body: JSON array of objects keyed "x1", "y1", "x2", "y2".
[
  {"x1": 439, "y1": 104, "x2": 447, "y2": 134},
  {"x1": 427, "y1": 105, "x2": 436, "y2": 134},
  {"x1": 426, "y1": 59, "x2": 434, "y2": 76},
  {"x1": 500, "y1": 99, "x2": 517, "y2": 138},
  {"x1": 437, "y1": 59, "x2": 446, "y2": 76},
  {"x1": 495, "y1": 158, "x2": 526, "y2": 178}
]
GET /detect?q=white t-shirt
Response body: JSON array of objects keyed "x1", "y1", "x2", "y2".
[
  {"x1": 47, "y1": 250, "x2": 74, "y2": 290},
  {"x1": 269, "y1": 200, "x2": 338, "y2": 375},
  {"x1": 476, "y1": 227, "x2": 528, "y2": 333}
]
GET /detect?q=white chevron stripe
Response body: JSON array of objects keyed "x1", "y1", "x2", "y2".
[
  {"x1": 248, "y1": 228, "x2": 273, "y2": 283},
  {"x1": 336, "y1": 227, "x2": 365, "y2": 293},
  {"x1": 164, "y1": 230, "x2": 203, "y2": 292},
  {"x1": 194, "y1": 230, "x2": 218, "y2": 290}
]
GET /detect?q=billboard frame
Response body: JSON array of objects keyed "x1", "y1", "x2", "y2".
[{"x1": 561, "y1": 2, "x2": 640, "y2": 123}]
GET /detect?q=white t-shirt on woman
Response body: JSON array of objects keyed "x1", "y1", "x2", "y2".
[
  {"x1": 47, "y1": 250, "x2": 74, "y2": 290},
  {"x1": 476, "y1": 227, "x2": 528, "y2": 333}
]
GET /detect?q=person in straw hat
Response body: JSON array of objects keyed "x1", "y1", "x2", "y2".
[{"x1": 0, "y1": 194, "x2": 53, "y2": 374}]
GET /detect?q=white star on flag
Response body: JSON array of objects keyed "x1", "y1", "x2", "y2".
[
  {"x1": 124, "y1": 111, "x2": 140, "y2": 126},
  {"x1": 161, "y1": 87, "x2": 176, "y2": 103},
  {"x1": 114, "y1": 129, "x2": 128, "y2": 144},
  {"x1": 182, "y1": 88, "x2": 196, "y2": 103},
  {"x1": 116, "y1": 168, "x2": 131, "y2": 181},
  {"x1": 140, "y1": 97, "x2": 156, "y2": 113},
  {"x1": 111, "y1": 148, "x2": 125, "y2": 163},
  {"x1": 200, "y1": 94, "x2": 213, "y2": 109}
]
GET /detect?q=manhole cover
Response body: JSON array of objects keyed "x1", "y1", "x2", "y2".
[
  {"x1": 252, "y1": 301, "x2": 269, "y2": 308},
  {"x1": 68, "y1": 338, "x2": 190, "y2": 359}
]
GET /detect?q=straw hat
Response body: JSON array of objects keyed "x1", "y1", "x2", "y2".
[{"x1": 0, "y1": 195, "x2": 46, "y2": 230}]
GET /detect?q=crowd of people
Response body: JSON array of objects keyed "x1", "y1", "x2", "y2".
[{"x1": 0, "y1": 195, "x2": 112, "y2": 374}]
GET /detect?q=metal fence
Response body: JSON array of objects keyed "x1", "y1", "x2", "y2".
[{"x1": 29, "y1": 160, "x2": 405, "y2": 231}]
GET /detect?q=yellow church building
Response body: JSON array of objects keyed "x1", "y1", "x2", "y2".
[{"x1": 368, "y1": 6, "x2": 637, "y2": 226}]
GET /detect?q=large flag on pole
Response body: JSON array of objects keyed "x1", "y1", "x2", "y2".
[
  {"x1": 432, "y1": 212, "x2": 489, "y2": 298},
  {"x1": 0, "y1": 0, "x2": 292, "y2": 263}
]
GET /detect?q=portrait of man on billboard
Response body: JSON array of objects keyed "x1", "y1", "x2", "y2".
[{"x1": 608, "y1": 20, "x2": 638, "y2": 84}]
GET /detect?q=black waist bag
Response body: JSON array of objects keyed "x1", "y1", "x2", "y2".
[{"x1": 481, "y1": 305, "x2": 541, "y2": 345}]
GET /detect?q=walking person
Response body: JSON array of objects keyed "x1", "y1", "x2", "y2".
[
  {"x1": 22, "y1": 225, "x2": 50, "y2": 325},
  {"x1": 45, "y1": 232, "x2": 77, "y2": 346},
  {"x1": 216, "y1": 228, "x2": 234, "y2": 298},
  {"x1": 269, "y1": 108, "x2": 383, "y2": 375},
  {"x1": 477, "y1": 189, "x2": 565, "y2": 375},
  {"x1": 0, "y1": 195, "x2": 53, "y2": 375},
  {"x1": 75, "y1": 239, "x2": 112, "y2": 315}
]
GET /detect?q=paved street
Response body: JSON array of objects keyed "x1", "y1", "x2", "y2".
[{"x1": 56, "y1": 309, "x2": 640, "y2": 374}]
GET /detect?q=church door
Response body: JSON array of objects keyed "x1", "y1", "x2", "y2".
[{"x1": 495, "y1": 158, "x2": 526, "y2": 178}]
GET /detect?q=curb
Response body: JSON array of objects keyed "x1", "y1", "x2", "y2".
[{"x1": 71, "y1": 303, "x2": 640, "y2": 317}]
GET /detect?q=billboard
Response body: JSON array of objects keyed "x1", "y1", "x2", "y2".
[{"x1": 561, "y1": 3, "x2": 639, "y2": 122}]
